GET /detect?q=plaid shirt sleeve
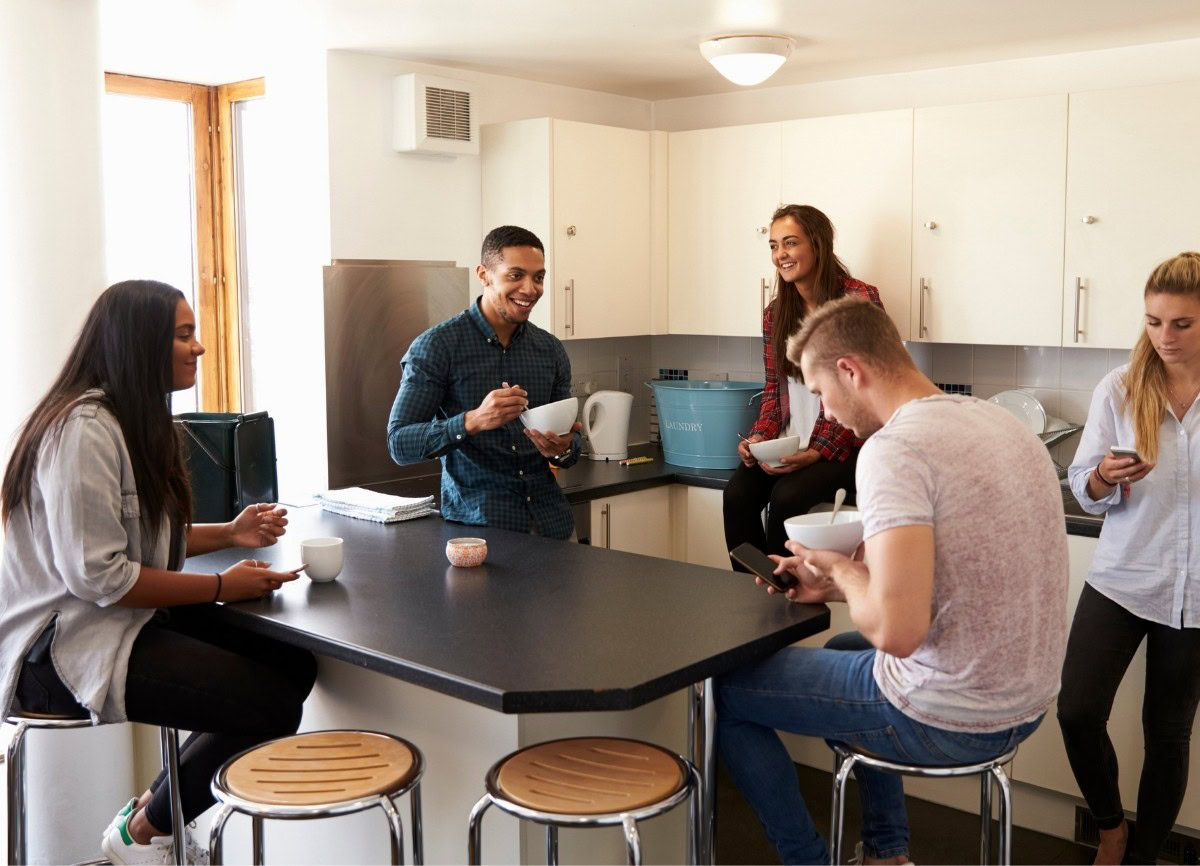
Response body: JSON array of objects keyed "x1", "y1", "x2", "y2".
[
  {"x1": 749, "y1": 304, "x2": 782, "y2": 439},
  {"x1": 808, "y1": 280, "x2": 885, "y2": 462}
]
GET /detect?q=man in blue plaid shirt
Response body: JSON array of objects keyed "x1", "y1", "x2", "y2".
[{"x1": 387, "y1": 226, "x2": 582, "y2": 539}]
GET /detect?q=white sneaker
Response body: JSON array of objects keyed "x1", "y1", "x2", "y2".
[
  {"x1": 100, "y1": 811, "x2": 173, "y2": 866},
  {"x1": 184, "y1": 820, "x2": 210, "y2": 866},
  {"x1": 104, "y1": 798, "x2": 138, "y2": 837}
]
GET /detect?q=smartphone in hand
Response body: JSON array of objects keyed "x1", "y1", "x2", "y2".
[
  {"x1": 729, "y1": 542, "x2": 798, "y2": 593},
  {"x1": 1110, "y1": 446, "x2": 1145, "y2": 463}
]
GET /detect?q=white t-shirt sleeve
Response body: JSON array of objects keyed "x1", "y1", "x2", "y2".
[{"x1": 858, "y1": 434, "x2": 936, "y2": 540}]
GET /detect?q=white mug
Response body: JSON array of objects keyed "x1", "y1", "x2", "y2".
[{"x1": 301, "y1": 537, "x2": 344, "y2": 582}]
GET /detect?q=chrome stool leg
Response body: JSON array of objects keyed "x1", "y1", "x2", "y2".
[
  {"x1": 467, "y1": 794, "x2": 492, "y2": 865},
  {"x1": 830, "y1": 747, "x2": 855, "y2": 866},
  {"x1": 980, "y1": 769, "x2": 993, "y2": 864},
  {"x1": 7, "y1": 721, "x2": 29, "y2": 866},
  {"x1": 688, "y1": 765, "x2": 703, "y2": 866},
  {"x1": 380, "y1": 794, "x2": 405, "y2": 865},
  {"x1": 251, "y1": 815, "x2": 265, "y2": 865},
  {"x1": 208, "y1": 803, "x2": 234, "y2": 866},
  {"x1": 545, "y1": 825, "x2": 558, "y2": 865},
  {"x1": 993, "y1": 766, "x2": 1013, "y2": 866},
  {"x1": 159, "y1": 727, "x2": 186, "y2": 866},
  {"x1": 409, "y1": 782, "x2": 424, "y2": 865},
  {"x1": 621, "y1": 815, "x2": 642, "y2": 866}
]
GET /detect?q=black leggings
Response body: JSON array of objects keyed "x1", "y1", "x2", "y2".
[
  {"x1": 1056, "y1": 583, "x2": 1200, "y2": 864},
  {"x1": 16, "y1": 605, "x2": 317, "y2": 834},
  {"x1": 722, "y1": 452, "x2": 858, "y2": 567}
]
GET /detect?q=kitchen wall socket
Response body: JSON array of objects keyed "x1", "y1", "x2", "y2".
[{"x1": 570, "y1": 380, "x2": 595, "y2": 397}]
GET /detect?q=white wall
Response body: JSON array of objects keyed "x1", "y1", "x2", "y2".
[
  {"x1": 326, "y1": 51, "x2": 652, "y2": 265},
  {"x1": 652, "y1": 36, "x2": 1200, "y2": 130}
]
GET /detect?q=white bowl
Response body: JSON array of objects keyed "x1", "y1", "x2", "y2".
[
  {"x1": 783, "y1": 511, "x2": 864, "y2": 555},
  {"x1": 520, "y1": 396, "x2": 579, "y2": 436},
  {"x1": 748, "y1": 435, "x2": 802, "y2": 468}
]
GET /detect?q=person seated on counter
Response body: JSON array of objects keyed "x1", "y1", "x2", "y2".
[
  {"x1": 716, "y1": 297, "x2": 1069, "y2": 866},
  {"x1": 0, "y1": 280, "x2": 316, "y2": 865},
  {"x1": 724, "y1": 204, "x2": 884, "y2": 568},
  {"x1": 387, "y1": 225, "x2": 582, "y2": 540}
]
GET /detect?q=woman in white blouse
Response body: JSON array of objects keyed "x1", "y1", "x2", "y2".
[{"x1": 1060, "y1": 251, "x2": 1200, "y2": 865}]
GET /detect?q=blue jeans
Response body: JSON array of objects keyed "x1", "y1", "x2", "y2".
[{"x1": 717, "y1": 635, "x2": 1043, "y2": 865}]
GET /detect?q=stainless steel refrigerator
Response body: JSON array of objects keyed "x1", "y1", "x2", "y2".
[{"x1": 323, "y1": 259, "x2": 471, "y2": 489}]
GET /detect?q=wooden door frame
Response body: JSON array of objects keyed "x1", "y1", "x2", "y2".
[{"x1": 103, "y1": 73, "x2": 264, "y2": 412}]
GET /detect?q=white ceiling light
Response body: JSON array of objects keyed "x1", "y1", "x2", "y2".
[{"x1": 700, "y1": 34, "x2": 796, "y2": 86}]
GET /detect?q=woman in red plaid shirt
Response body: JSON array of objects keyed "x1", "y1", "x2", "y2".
[{"x1": 724, "y1": 204, "x2": 884, "y2": 566}]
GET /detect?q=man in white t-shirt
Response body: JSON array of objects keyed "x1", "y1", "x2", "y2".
[{"x1": 716, "y1": 297, "x2": 1068, "y2": 865}]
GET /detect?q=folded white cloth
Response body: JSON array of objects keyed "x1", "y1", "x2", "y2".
[{"x1": 314, "y1": 487, "x2": 437, "y2": 523}]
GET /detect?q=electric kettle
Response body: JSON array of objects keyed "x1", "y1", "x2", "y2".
[{"x1": 582, "y1": 390, "x2": 633, "y2": 461}]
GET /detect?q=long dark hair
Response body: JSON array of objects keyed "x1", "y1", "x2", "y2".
[
  {"x1": 2, "y1": 280, "x2": 193, "y2": 533},
  {"x1": 769, "y1": 204, "x2": 851, "y2": 379}
]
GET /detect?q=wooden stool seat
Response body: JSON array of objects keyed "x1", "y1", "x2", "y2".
[
  {"x1": 494, "y1": 737, "x2": 685, "y2": 816},
  {"x1": 224, "y1": 731, "x2": 418, "y2": 807}
]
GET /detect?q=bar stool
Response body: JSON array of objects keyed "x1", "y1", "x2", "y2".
[
  {"x1": 467, "y1": 737, "x2": 701, "y2": 865},
  {"x1": 208, "y1": 730, "x2": 424, "y2": 865},
  {"x1": 830, "y1": 744, "x2": 1019, "y2": 866},
  {"x1": 5, "y1": 710, "x2": 185, "y2": 866}
]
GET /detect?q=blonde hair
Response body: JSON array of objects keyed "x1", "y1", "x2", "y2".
[
  {"x1": 787, "y1": 296, "x2": 913, "y2": 380},
  {"x1": 1123, "y1": 251, "x2": 1200, "y2": 463}
]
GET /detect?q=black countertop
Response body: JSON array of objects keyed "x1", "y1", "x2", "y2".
[
  {"x1": 368, "y1": 443, "x2": 1104, "y2": 539},
  {"x1": 186, "y1": 507, "x2": 830, "y2": 713}
]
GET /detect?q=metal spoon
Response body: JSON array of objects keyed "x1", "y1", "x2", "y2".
[{"x1": 829, "y1": 488, "x2": 847, "y2": 525}]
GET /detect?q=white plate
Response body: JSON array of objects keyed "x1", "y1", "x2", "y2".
[{"x1": 988, "y1": 389, "x2": 1047, "y2": 434}]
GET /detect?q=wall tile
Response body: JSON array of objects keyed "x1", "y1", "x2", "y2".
[
  {"x1": 932, "y1": 343, "x2": 972, "y2": 383},
  {"x1": 1025, "y1": 388, "x2": 1060, "y2": 419},
  {"x1": 1108, "y1": 348, "x2": 1132, "y2": 371},
  {"x1": 973, "y1": 345, "x2": 1016, "y2": 386},
  {"x1": 563, "y1": 339, "x2": 591, "y2": 375},
  {"x1": 903, "y1": 341, "x2": 934, "y2": 377},
  {"x1": 1058, "y1": 389, "x2": 1094, "y2": 427},
  {"x1": 972, "y1": 383, "x2": 1008, "y2": 401},
  {"x1": 651, "y1": 334, "x2": 690, "y2": 369},
  {"x1": 1060, "y1": 347, "x2": 1112, "y2": 392},
  {"x1": 1016, "y1": 346, "x2": 1061, "y2": 389},
  {"x1": 628, "y1": 403, "x2": 651, "y2": 444},
  {"x1": 688, "y1": 335, "x2": 720, "y2": 367}
]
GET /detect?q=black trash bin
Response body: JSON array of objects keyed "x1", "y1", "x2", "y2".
[{"x1": 175, "y1": 411, "x2": 279, "y2": 523}]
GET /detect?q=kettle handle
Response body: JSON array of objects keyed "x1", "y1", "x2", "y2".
[{"x1": 582, "y1": 391, "x2": 604, "y2": 438}]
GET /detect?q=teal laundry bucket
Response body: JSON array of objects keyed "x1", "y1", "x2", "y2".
[{"x1": 648, "y1": 380, "x2": 763, "y2": 469}]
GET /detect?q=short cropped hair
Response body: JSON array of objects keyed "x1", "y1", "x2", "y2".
[
  {"x1": 787, "y1": 297, "x2": 913, "y2": 381},
  {"x1": 481, "y1": 225, "x2": 545, "y2": 269}
]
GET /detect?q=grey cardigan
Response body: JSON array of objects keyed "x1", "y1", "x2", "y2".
[{"x1": 0, "y1": 395, "x2": 177, "y2": 723}]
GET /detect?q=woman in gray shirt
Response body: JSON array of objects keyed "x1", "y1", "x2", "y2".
[{"x1": 0, "y1": 280, "x2": 316, "y2": 866}]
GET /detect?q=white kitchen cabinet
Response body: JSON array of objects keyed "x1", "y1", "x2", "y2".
[
  {"x1": 780, "y1": 109, "x2": 914, "y2": 338},
  {"x1": 1063, "y1": 80, "x2": 1200, "y2": 349},
  {"x1": 911, "y1": 95, "x2": 1067, "y2": 345},
  {"x1": 481, "y1": 118, "x2": 650, "y2": 339},
  {"x1": 667, "y1": 123, "x2": 780, "y2": 337},
  {"x1": 589, "y1": 486, "x2": 673, "y2": 558}
]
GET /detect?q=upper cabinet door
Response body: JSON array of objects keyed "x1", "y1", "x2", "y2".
[
  {"x1": 668, "y1": 123, "x2": 781, "y2": 337},
  {"x1": 553, "y1": 120, "x2": 650, "y2": 340},
  {"x1": 1063, "y1": 81, "x2": 1200, "y2": 350},
  {"x1": 912, "y1": 95, "x2": 1067, "y2": 345},
  {"x1": 780, "y1": 110, "x2": 913, "y2": 338}
]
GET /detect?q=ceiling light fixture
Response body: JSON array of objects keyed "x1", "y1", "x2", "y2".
[{"x1": 700, "y1": 34, "x2": 796, "y2": 86}]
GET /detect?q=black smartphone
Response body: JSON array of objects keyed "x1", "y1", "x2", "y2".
[{"x1": 729, "y1": 542, "x2": 798, "y2": 592}]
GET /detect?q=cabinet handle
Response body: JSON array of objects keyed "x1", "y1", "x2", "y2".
[
  {"x1": 1074, "y1": 277, "x2": 1085, "y2": 343},
  {"x1": 601, "y1": 503, "x2": 611, "y2": 549},
  {"x1": 760, "y1": 277, "x2": 771, "y2": 315},
  {"x1": 1081, "y1": 216, "x2": 1097, "y2": 225},
  {"x1": 564, "y1": 279, "x2": 575, "y2": 337},
  {"x1": 923, "y1": 221, "x2": 938, "y2": 230},
  {"x1": 919, "y1": 278, "x2": 930, "y2": 338},
  {"x1": 566, "y1": 224, "x2": 577, "y2": 236}
]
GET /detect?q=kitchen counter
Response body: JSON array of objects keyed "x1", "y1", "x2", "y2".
[{"x1": 370, "y1": 443, "x2": 1104, "y2": 538}]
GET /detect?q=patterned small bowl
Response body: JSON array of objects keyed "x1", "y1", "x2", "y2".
[{"x1": 446, "y1": 537, "x2": 487, "y2": 568}]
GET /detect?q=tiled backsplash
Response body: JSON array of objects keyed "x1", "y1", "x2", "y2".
[{"x1": 563, "y1": 335, "x2": 1128, "y2": 468}]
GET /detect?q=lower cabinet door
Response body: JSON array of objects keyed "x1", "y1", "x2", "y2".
[{"x1": 589, "y1": 487, "x2": 673, "y2": 558}]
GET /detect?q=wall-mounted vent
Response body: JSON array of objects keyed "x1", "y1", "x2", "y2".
[{"x1": 393, "y1": 74, "x2": 479, "y2": 156}]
